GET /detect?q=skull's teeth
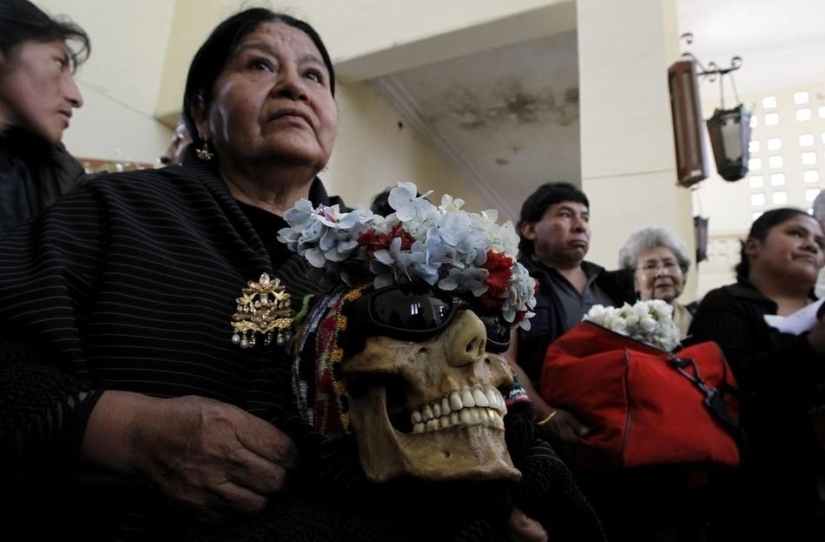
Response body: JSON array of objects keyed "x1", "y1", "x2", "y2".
[
  {"x1": 412, "y1": 407, "x2": 504, "y2": 433},
  {"x1": 409, "y1": 386, "x2": 507, "y2": 433}
]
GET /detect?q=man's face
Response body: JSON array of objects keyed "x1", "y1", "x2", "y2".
[{"x1": 521, "y1": 200, "x2": 590, "y2": 268}]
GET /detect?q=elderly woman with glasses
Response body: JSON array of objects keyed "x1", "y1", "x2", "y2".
[{"x1": 618, "y1": 226, "x2": 694, "y2": 338}]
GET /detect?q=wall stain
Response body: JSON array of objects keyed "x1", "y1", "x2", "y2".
[{"x1": 426, "y1": 76, "x2": 579, "y2": 131}]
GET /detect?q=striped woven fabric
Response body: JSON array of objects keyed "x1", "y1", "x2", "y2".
[{"x1": 0, "y1": 157, "x2": 334, "y2": 539}]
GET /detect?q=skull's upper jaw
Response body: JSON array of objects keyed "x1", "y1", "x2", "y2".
[{"x1": 348, "y1": 384, "x2": 521, "y2": 483}]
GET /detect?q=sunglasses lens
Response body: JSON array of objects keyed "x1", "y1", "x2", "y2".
[
  {"x1": 371, "y1": 288, "x2": 453, "y2": 333},
  {"x1": 479, "y1": 314, "x2": 511, "y2": 353}
]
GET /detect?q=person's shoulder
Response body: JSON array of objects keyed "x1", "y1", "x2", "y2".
[
  {"x1": 72, "y1": 165, "x2": 206, "y2": 206},
  {"x1": 694, "y1": 282, "x2": 760, "y2": 312}
]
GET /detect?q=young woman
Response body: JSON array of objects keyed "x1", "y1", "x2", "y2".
[
  {"x1": 0, "y1": 0, "x2": 88, "y2": 237},
  {"x1": 689, "y1": 207, "x2": 825, "y2": 541}
]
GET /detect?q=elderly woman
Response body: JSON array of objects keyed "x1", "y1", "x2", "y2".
[
  {"x1": 689, "y1": 208, "x2": 825, "y2": 541},
  {"x1": 0, "y1": 8, "x2": 336, "y2": 540},
  {"x1": 618, "y1": 226, "x2": 693, "y2": 338},
  {"x1": 0, "y1": 8, "x2": 587, "y2": 542},
  {"x1": 0, "y1": 0, "x2": 88, "y2": 238}
]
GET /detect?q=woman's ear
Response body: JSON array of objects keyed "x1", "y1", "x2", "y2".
[
  {"x1": 744, "y1": 237, "x2": 761, "y2": 259},
  {"x1": 189, "y1": 93, "x2": 210, "y2": 141}
]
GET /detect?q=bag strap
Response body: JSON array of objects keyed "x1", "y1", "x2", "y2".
[{"x1": 670, "y1": 355, "x2": 748, "y2": 447}]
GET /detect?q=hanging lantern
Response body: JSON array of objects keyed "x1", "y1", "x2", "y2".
[
  {"x1": 678, "y1": 35, "x2": 748, "y2": 183},
  {"x1": 706, "y1": 104, "x2": 751, "y2": 182}
]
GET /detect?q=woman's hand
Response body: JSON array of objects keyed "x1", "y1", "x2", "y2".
[
  {"x1": 542, "y1": 407, "x2": 590, "y2": 444},
  {"x1": 508, "y1": 507, "x2": 548, "y2": 542},
  {"x1": 83, "y1": 391, "x2": 297, "y2": 522}
]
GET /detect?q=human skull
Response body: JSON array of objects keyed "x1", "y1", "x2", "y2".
[{"x1": 343, "y1": 308, "x2": 521, "y2": 483}]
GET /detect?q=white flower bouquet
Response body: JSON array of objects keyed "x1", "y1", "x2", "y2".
[{"x1": 583, "y1": 300, "x2": 681, "y2": 352}]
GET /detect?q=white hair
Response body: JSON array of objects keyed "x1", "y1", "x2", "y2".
[
  {"x1": 618, "y1": 226, "x2": 691, "y2": 275},
  {"x1": 813, "y1": 191, "x2": 825, "y2": 222}
]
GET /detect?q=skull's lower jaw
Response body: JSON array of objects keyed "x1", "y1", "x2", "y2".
[{"x1": 349, "y1": 386, "x2": 521, "y2": 483}]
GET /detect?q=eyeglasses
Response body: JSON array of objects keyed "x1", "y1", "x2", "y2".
[
  {"x1": 637, "y1": 260, "x2": 681, "y2": 274},
  {"x1": 346, "y1": 285, "x2": 511, "y2": 353}
]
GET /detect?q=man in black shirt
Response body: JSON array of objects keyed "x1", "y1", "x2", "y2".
[{"x1": 507, "y1": 182, "x2": 632, "y2": 440}]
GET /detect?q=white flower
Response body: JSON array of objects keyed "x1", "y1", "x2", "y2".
[
  {"x1": 279, "y1": 182, "x2": 538, "y2": 328},
  {"x1": 584, "y1": 300, "x2": 681, "y2": 352}
]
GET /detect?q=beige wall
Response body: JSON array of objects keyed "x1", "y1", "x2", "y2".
[
  {"x1": 578, "y1": 0, "x2": 698, "y2": 302},
  {"x1": 325, "y1": 81, "x2": 485, "y2": 212},
  {"x1": 155, "y1": 0, "x2": 568, "y2": 121},
  {"x1": 36, "y1": 0, "x2": 175, "y2": 163}
]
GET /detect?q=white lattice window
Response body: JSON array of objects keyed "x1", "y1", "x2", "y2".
[
  {"x1": 770, "y1": 173, "x2": 786, "y2": 186},
  {"x1": 772, "y1": 191, "x2": 788, "y2": 204},
  {"x1": 807, "y1": 189, "x2": 821, "y2": 202},
  {"x1": 800, "y1": 134, "x2": 815, "y2": 147},
  {"x1": 769, "y1": 156, "x2": 784, "y2": 169},
  {"x1": 749, "y1": 140, "x2": 760, "y2": 153},
  {"x1": 763, "y1": 96, "x2": 777, "y2": 109},
  {"x1": 749, "y1": 175, "x2": 764, "y2": 188},
  {"x1": 765, "y1": 113, "x2": 780, "y2": 126},
  {"x1": 751, "y1": 193, "x2": 766, "y2": 206},
  {"x1": 750, "y1": 158, "x2": 763, "y2": 170},
  {"x1": 797, "y1": 108, "x2": 812, "y2": 121},
  {"x1": 767, "y1": 138, "x2": 782, "y2": 151},
  {"x1": 794, "y1": 92, "x2": 810, "y2": 104},
  {"x1": 803, "y1": 152, "x2": 818, "y2": 165},
  {"x1": 804, "y1": 170, "x2": 820, "y2": 183}
]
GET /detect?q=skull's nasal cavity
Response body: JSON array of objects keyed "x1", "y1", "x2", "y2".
[{"x1": 448, "y1": 311, "x2": 487, "y2": 367}]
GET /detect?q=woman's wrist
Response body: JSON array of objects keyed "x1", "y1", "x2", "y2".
[{"x1": 81, "y1": 390, "x2": 160, "y2": 477}]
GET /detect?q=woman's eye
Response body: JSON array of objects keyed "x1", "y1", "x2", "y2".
[
  {"x1": 247, "y1": 58, "x2": 273, "y2": 71},
  {"x1": 305, "y1": 69, "x2": 324, "y2": 83}
]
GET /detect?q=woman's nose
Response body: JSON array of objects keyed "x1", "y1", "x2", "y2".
[
  {"x1": 65, "y1": 74, "x2": 84, "y2": 108},
  {"x1": 274, "y1": 67, "x2": 309, "y2": 102},
  {"x1": 444, "y1": 311, "x2": 487, "y2": 368}
]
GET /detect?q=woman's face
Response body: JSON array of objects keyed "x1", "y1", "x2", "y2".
[
  {"x1": 197, "y1": 22, "x2": 337, "y2": 176},
  {"x1": 634, "y1": 246, "x2": 685, "y2": 304},
  {"x1": 0, "y1": 40, "x2": 83, "y2": 145},
  {"x1": 748, "y1": 214, "x2": 825, "y2": 284}
]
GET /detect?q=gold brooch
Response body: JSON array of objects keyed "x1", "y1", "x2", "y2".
[{"x1": 231, "y1": 273, "x2": 295, "y2": 349}]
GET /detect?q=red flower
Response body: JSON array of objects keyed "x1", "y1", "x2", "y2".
[
  {"x1": 480, "y1": 251, "x2": 513, "y2": 308},
  {"x1": 358, "y1": 224, "x2": 415, "y2": 257}
]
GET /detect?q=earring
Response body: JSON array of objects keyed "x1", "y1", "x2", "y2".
[{"x1": 195, "y1": 140, "x2": 214, "y2": 161}]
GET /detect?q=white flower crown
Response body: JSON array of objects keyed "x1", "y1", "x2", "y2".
[{"x1": 278, "y1": 182, "x2": 536, "y2": 329}]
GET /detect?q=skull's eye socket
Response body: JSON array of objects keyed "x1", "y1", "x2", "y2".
[
  {"x1": 348, "y1": 286, "x2": 513, "y2": 353},
  {"x1": 477, "y1": 314, "x2": 511, "y2": 353}
]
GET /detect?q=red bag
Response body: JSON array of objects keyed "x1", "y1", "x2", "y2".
[{"x1": 541, "y1": 321, "x2": 741, "y2": 469}]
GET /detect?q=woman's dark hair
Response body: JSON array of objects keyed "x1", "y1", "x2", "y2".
[
  {"x1": 182, "y1": 8, "x2": 335, "y2": 147},
  {"x1": 517, "y1": 182, "x2": 589, "y2": 256},
  {"x1": 0, "y1": 0, "x2": 90, "y2": 71},
  {"x1": 735, "y1": 207, "x2": 811, "y2": 279}
]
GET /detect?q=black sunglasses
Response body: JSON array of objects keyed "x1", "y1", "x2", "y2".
[{"x1": 347, "y1": 285, "x2": 511, "y2": 353}]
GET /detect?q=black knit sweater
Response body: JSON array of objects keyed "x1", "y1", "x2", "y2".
[{"x1": 688, "y1": 280, "x2": 825, "y2": 540}]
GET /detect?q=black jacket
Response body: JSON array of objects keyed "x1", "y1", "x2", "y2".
[
  {"x1": 688, "y1": 280, "x2": 825, "y2": 540},
  {"x1": 0, "y1": 127, "x2": 86, "y2": 239},
  {"x1": 516, "y1": 255, "x2": 634, "y2": 388}
]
